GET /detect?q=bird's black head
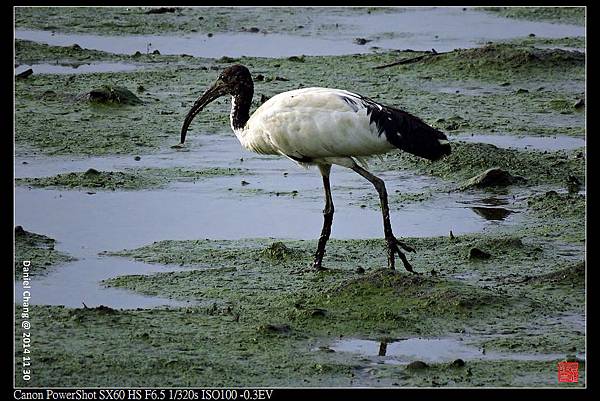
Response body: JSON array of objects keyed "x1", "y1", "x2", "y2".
[
  {"x1": 217, "y1": 64, "x2": 253, "y2": 96},
  {"x1": 179, "y1": 64, "x2": 254, "y2": 144}
]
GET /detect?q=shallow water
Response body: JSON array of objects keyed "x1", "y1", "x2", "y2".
[
  {"x1": 15, "y1": 29, "x2": 374, "y2": 58},
  {"x1": 15, "y1": 62, "x2": 140, "y2": 75},
  {"x1": 14, "y1": 172, "x2": 520, "y2": 309},
  {"x1": 330, "y1": 7, "x2": 584, "y2": 52},
  {"x1": 15, "y1": 8, "x2": 584, "y2": 57},
  {"x1": 14, "y1": 184, "x2": 500, "y2": 256},
  {"x1": 328, "y1": 337, "x2": 584, "y2": 365},
  {"x1": 15, "y1": 134, "x2": 520, "y2": 247},
  {"x1": 14, "y1": 257, "x2": 192, "y2": 308}
]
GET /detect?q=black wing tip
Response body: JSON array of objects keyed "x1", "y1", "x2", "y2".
[
  {"x1": 339, "y1": 93, "x2": 452, "y2": 161},
  {"x1": 367, "y1": 104, "x2": 452, "y2": 161}
]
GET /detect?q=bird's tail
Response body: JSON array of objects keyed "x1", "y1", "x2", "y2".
[{"x1": 372, "y1": 106, "x2": 451, "y2": 161}]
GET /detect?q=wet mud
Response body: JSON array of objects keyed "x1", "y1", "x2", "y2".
[{"x1": 14, "y1": 6, "x2": 585, "y2": 388}]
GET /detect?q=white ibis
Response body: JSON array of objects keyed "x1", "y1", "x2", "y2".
[{"x1": 180, "y1": 64, "x2": 451, "y2": 272}]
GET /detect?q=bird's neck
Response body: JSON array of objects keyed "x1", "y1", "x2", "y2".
[{"x1": 230, "y1": 88, "x2": 253, "y2": 133}]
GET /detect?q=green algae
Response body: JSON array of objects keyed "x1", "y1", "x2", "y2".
[
  {"x1": 527, "y1": 191, "x2": 585, "y2": 219},
  {"x1": 15, "y1": 39, "x2": 584, "y2": 157},
  {"x1": 460, "y1": 235, "x2": 540, "y2": 262},
  {"x1": 303, "y1": 269, "x2": 513, "y2": 336},
  {"x1": 15, "y1": 38, "x2": 201, "y2": 65},
  {"x1": 518, "y1": 191, "x2": 586, "y2": 246},
  {"x1": 15, "y1": 167, "x2": 248, "y2": 190},
  {"x1": 482, "y1": 6, "x2": 585, "y2": 26},
  {"x1": 260, "y1": 241, "x2": 305, "y2": 261},
  {"x1": 14, "y1": 226, "x2": 75, "y2": 278},
  {"x1": 419, "y1": 44, "x2": 584, "y2": 82},
  {"x1": 499, "y1": 36, "x2": 585, "y2": 49},
  {"x1": 14, "y1": 304, "x2": 353, "y2": 387},
  {"x1": 528, "y1": 261, "x2": 584, "y2": 285},
  {"x1": 14, "y1": 66, "x2": 208, "y2": 156},
  {"x1": 106, "y1": 238, "x2": 310, "y2": 268},
  {"x1": 85, "y1": 236, "x2": 574, "y2": 387},
  {"x1": 105, "y1": 232, "x2": 584, "y2": 334},
  {"x1": 16, "y1": 39, "x2": 130, "y2": 64},
  {"x1": 374, "y1": 142, "x2": 585, "y2": 189},
  {"x1": 548, "y1": 98, "x2": 581, "y2": 112}
]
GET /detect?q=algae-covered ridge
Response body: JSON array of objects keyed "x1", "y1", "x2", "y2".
[
  {"x1": 95, "y1": 230, "x2": 582, "y2": 386},
  {"x1": 15, "y1": 167, "x2": 249, "y2": 190},
  {"x1": 498, "y1": 36, "x2": 585, "y2": 50},
  {"x1": 14, "y1": 226, "x2": 75, "y2": 278},
  {"x1": 375, "y1": 141, "x2": 585, "y2": 189},
  {"x1": 482, "y1": 6, "x2": 585, "y2": 26}
]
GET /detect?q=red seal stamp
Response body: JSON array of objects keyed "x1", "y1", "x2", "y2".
[{"x1": 558, "y1": 361, "x2": 579, "y2": 383}]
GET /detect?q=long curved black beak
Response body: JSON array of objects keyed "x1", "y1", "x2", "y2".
[{"x1": 180, "y1": 80, "x2": 227, "y2": 144}]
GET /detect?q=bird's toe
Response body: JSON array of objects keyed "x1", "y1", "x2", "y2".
[
  {"x1": 396, "y1": 239, "x2": 416, "y2": 253},
  {"x1": 387, "y1": 237, "x2": 419, "y2": 274}
]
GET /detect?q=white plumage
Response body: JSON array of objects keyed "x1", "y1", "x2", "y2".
[
  {"x1": 180, "y1": 64, "x2": 451, "y2": 272},
  {"x1": 235, "y1": 88, "x2": 394, "y2": 168}
]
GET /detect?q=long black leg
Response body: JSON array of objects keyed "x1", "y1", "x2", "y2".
[
  {"x1": 313, "y1": 164, "x2": 334, "y2": 271},
  {"x1": 350, "y1": 163, "x2": 417, "y2": 273}
]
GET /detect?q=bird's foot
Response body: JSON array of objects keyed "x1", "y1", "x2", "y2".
[
  {"x1": 386, "y1": 236, "x2": 420, "y2": 274},
  {"x1": 312, "y1": 260, "x2": 328, "y2": 272}
]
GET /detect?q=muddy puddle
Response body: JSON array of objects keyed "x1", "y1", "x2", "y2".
[
  {"x1": 450, "y1": 134, "x2": 585, "y2": 151},
  {"x1": 327, "y1": 337, "x2": 584, "y2": 365},
  {"x1": 328, "y1": 7, "x2": 584, "y2": 52},
  {"x1": 13, "y1": 182, "x2": 519, "y2": 309},
  {"x1": 15, "y1": 135, "x2": 256, "y2": 178},
  {"x1": 15, "y1": 8, "x2": 584, "y2": 57},
  {"x1": 14, "y1": 177, "x2": 507, "y2": 255},
  {"x1": 15, "y1": 29, "x2": 378, "y2": 58},
  {"x1": 15, "y1": 62, "x2": 140, "y2": 75},
  {"x1": 14, "y1": 257, "x2": 192, "y2": 308}
]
